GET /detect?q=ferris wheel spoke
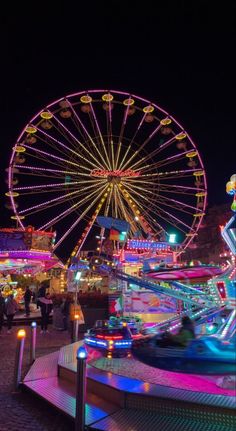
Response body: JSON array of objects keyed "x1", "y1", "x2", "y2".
[
  {"x1": 122, "y1": 182, "x2": 193, "y2": 232},
  {"x1": 119, "y1": 186, "x2": 159, "y2": 236},
  {"x1": 21, "y1": 147, "x2": 69, "y2": 172},
  {"x1": 36, "y1": 126, "x2": 102, "y2": 170},
  {"x1": 53, "y1": 184, "x2": 108, "y2": 251},
  {"x1": 138, "y1": 150, "x2": 192, "y2": 173},
  {"x1": 23, "y1": 144, "x2": 92, "y2": 173},
  {"x1": 17, "y1": 180, "x2": 103, "y2": 215},
  {"x1": 13, "y1": 164, "x2": 79, "y2": 181},
  {"x1": 122, "y1": 180, "x2": 154, "y2": 197},
  {"x1": 13, "y1": 178, "x2": 104, "y2": 193},
  {"x1": 155, "y1": 203, "x2": 194, "y2": 232},
  {"x1": 120, "y1": 124, "x2": 162, "y2": 171},
  {"x1": 123, "y1": 177, "x2": 159, "y2": 188},
  {"x1": 99, "y1": 187, "x2": 112, "y2": 242},
  {"x1": 156, "y1": 196, "x2": 198, "y2": 215},
  {"x1": 126, "y1": 135, "x2": 177, "y2": 171},
  {"x1": 33, "y1": 130, "x2": 78, "y2": 165},
  {"x1": 39, "y1": 183, "x2": 107, "y2": 231},
  {"x1": 49, "y1": 111, "x2": 107, "y2": 170},
  {"x1": 141, "y1": 168, "x2": 199, "y2": 180},
  {"x1": 158, "y1": 183, "x2": 205, "y2": 194},
  {"x1": 125, "y1": 182, "x2": 196, "y2": 216},
  {"x1": 157, "y1": 194, "x2": 200, "y2": 211},
  {"x1": 113, "y1": 185, "x2": 118, "y2": 218},
  {"x1": 21, "y1": 184, "x2": 105, "y2": 217},
  {"x1": 114, "y1": 103, "x2": 130, "y2": 169},
  {"x1": 116, "y1": 190, "x2": 137, "y2": 235},
  {"x1": 114, "y1": 141, "x2": 122, "y2": 170},
  {"x1": 87, "y1": 111, "x2": 105, "y2": 159},
  {"x1": 89, "y1": 103, "x2": 112, "y2": 170},
  {"x1": 115, "y1": 190, "x2": 133, "y2": 231},
  {"x1": 105, "y1": 99, "x2": 113, "y2": 146},
  {"x1": 66, "y1": 100, "x2": 110, "y2": 169},
  {"x1": 14, "y1": 164, "x2": 78, "y2": 176},
  {"x1": 18, "y1": 190, "x2": 82, "y2": 215},
  {"x1": 154, "y1": 207, "x2": 193, "y2": 234}
]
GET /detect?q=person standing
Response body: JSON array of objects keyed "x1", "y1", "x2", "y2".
[
  {"x1": 0, "y1": 290, "x2": 5, "y2": 335},
  {"x1": 61, "y1": 295, "x2": 71, "y2": 331},
  {"x1": 24, "y1": 286, "x2": 32, "y2": 317},
  {"x1": 38, "y1": 293, "x2": 53, "y2": 333},
  {"x1": 36, "y1": 283, "x2": 47, "y2": 309},
  {"x1": 5, "y1": 294, "x2": 18, "y2": 333}
]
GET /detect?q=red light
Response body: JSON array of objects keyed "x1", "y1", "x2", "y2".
[
  {"x1": 216, "y1": 282, "x2": 226, "y2": 299},
  {"x1": 97, "y1": 335, "x2": 123, "y2": 340}
]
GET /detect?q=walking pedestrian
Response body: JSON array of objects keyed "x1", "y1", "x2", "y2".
[
  {"x1": 24, "y1": 286, "x2": 32, "y2": 317},
  {"x1": 38, "y1": 293, "x2": 53, "y2": 333},
  {"x1": 0, "y1": 290, "x2": 5, "y2": 334},
  {"x1": 5, "y1": 294, "x2": 18, "y2": 333}
]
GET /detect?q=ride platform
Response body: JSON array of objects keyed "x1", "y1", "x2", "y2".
[{"x1": 22, "y1": 342, "x2": 236, "y2": 430}]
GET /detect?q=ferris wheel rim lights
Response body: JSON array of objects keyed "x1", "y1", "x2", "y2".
[{"x1": 7, "y1": 89, "x2": 207, "y2": 256}]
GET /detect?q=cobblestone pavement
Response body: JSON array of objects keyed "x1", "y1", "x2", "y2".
[{"x1": 0, "y1": 324, "x2": 76, "y2": 430}]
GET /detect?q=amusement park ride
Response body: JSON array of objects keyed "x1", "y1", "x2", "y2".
[{"x1": 2, "y1": 90, "x2": 236, "y2": 377}]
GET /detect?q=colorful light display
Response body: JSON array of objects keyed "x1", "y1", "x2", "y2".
[
  {"x1": 7, "y1": 89, "x2": 207, "y2": 257},
  {"x1": 127, "y1": 239, "x2": 171, "y2": 251},
  {"x1": 222, "y1": 174, "x2": 236, "y2": 255}
]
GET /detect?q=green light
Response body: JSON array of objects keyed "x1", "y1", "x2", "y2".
[
  {"x1": 169, "y1": 233, "x2": 176, "y2": 243},
  {"x1": 75, "y1": 271, "x2": 82, "y2": 281}
]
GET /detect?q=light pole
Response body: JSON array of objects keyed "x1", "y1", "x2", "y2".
[
  {"x1": 74, "y1": 270, "x2": 82, "y2": 305},
  {"x1": 30, "y1": 321, "x2": 37, "y2": 364},
  {"x1": 73, "y1": 313, "x2": 80, "y2": 342},
  {"x1": 75, "y1": 345, "x2": 88, "y2": 431},
  {"x1": 13, "y1": 329, "x2": 26, "y2": 391}
]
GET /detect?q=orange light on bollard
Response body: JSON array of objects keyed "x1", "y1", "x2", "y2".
[
  {"x1": 73, "y1": 314, "x2": 80, "y2": 342},
  {"x1": 17, "y1": 329, "x2": 26, "y2": 338},
  {"x1": 13, "y1": 329, "x2": 26, "y2": 391}
]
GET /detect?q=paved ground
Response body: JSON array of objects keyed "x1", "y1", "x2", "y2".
[{"x1": 0, "y1": 324, "x2": 75, "y2": 430}]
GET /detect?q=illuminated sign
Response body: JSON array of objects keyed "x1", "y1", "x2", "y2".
[
  {"x1": 0, "y1": 228, "x2": 55, "y2": 252},
  {"x1": 127, "y1": 239, "x2": 171, "y2": 251},
  {"x1": 91, "y1": 169, "x2": 140, "y2": 178}
]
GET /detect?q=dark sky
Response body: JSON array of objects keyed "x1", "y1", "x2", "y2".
[{"x1": 1, "y1": 0, "x2": 235, "y2": 232}]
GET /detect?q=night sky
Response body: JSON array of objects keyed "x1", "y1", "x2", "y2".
[{"x1": 1, "y1": 1, "x2": 235, "y2": 233}]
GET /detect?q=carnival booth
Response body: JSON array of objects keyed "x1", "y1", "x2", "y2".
[{"x1": 0, "y1": 226, "x2": 65, "y2": 310}]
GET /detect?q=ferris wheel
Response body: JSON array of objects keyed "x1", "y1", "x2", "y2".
[{"x1": 7, "y1": 89, "x2": 207, "y2": 258}]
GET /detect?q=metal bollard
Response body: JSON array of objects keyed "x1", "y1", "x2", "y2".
[
  {"x1": 73, "y1": 314, "x2": 80, "y2": 343},
  {"x1": 75, "y1": 345, "x2": 87, "y2": 431},
  {"x1": 30, "y1": 321, "x2": 37, "y2": 364},
  {"x1": 13, "y1": 329, "x2": 26, "y2": 391}
]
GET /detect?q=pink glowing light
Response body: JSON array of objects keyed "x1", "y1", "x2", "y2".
[{"x1": 91, "y1": 169, "x2": 140, "y2": 178}]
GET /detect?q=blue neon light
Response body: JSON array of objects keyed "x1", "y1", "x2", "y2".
[{"x1": 85, "y1": 337, "x2": 132, "y2": 349}]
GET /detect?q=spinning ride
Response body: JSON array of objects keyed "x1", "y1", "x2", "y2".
[{"x1": 7, "y1": 90, "x2": 207, "y2": 258}]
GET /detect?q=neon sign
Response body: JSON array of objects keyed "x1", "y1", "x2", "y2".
[
  {"x1": 127, "y1": 239, "x2": 171, "y2": 250},
  {"x1": 91, "y1": 169, "x2": 140, "y2": 178}
]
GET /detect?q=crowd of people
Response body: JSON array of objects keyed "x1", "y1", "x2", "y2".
[{"x1": 0, "y1": 284, "x2": 84, "y2": 337}]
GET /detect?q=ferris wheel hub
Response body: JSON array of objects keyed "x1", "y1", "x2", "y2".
[{"x1": 90, "y1": 169, "x2": 140, "y2": 178}]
